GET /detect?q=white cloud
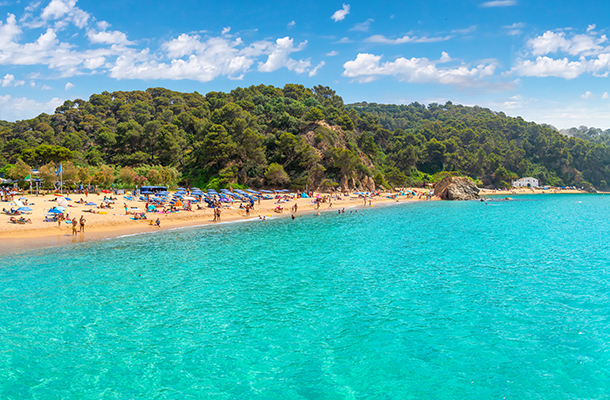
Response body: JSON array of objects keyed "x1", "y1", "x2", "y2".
[
  {"x1": 83, "y1": 56, "x2": 105, "y2": 69},
  {"x1": 41, "y1": 0, "x2": 76, "y2": 20},
  {"x1": 1, "y1": 73, "x2": 24, "y2": 87},
  {"x1": 86, "y1": 29, "x2": 133, "y2": 45},
  {"x1": 331, "y1": 4, "x2": 350, "y2": 22},
  {"x1": 452, "y1": 26, "x2": 477, "y2": 35},
  {"x1": 258, "y1": 37, "x2": 310, "y2": 73},
  {"x1": 481, "y1": 0, "x2": 517, "y2": 7},
  {"x1": 309, "y1": 61, "x2": 325, "y2": 77},
  {"x1": 350, "y1": 18, "x2": 373, "y2": 32},
  {"x1": 30, "y1": 80, "x2": 36, "y2": 88},
  {"x1": 581, "y1": 91, "x2": 592, "y2": 99},
  {"x1": 41, "y1": 84, "x2": 52, "y2": 90},
  {"x1": 504, "y1": 22, "x2": 524, "y2": 36},
  {"x1": 337, "y1": 37, "x2": 351, "y2": 43},
  {"x1": 365, "y1": 34, "x2": 451, "y2": 44},
  {"x1": 510, "y1": 28, "x2": 610, "y2": 80},
  {"x1": 603, "y1": 92, "x2": 609, "y2": 99},
  {"x1": 510, "y1": 56, "x2": 586, "y2": 79},
  {"x1": 326, "y1": 50, "x2": 339, "y2": 56},
  {"x1": 0, "y1": 94, "x2": 62, "y2": 121},
  {"x1": 221, "y1": 26, "x2": 231, "y2": 35},
  {"x1": 0, "y1": 5, "x2": 322, "y2": 85},
  {"x1": 110, "y1": 34, "x2": 316, "y2": 82},
  {"x1": 37, "y1": 0, "x2": 89, "y2": 29},
  {"x1": 527, "y1": 30, "x2": 607, "y2": 57},
  {"x1": 65, "y1": 81, "x2": 73, "y2": 89},
  {"x1": 287, "y1": 21, "x2": 295, "y2": 29},
  {"x1": 587, "y1": 24, "x2": 596, "y2": 33},
  {"x1": 343, "y1": 52, "x2": 496, "y2": 86}
]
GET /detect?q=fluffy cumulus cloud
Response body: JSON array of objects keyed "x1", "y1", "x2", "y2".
[
  {"x1": 86, "y1": 29, "x2": 133, "y2": 45},
  {"x1": 0, "y1": 0, "x2": 320, "y2": 84},
  {"x1": 1, "y1": 73, "x2": 24, "y2": 87},
  {"x1": 109, "y1": 35, "x2": 315, "y2": 82},
  {"x1": 331, "y1": 4, "x2": 350, "y2": 22},
  {"x1": 510, "y1": 28, "x2": 610, "y2": 79},
  {"x1": 343, "y1": 52, "x2": 496, "y2": 86}
]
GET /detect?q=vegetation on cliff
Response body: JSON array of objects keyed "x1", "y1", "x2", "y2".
[{"x1": 1, "y1": 84, "x2": 609, "y2": 190}]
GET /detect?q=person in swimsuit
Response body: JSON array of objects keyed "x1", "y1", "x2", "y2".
[
  {"x1": 72, "y1": 218, "x2": 78, "y2": 235},
  {"x1": 79, "y1": 215, "x2": 86, "y2": 232}
]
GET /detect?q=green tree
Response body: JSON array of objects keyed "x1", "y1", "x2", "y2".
[
  {"x1": 305, "y1": 107, "x2": 324, "y2": 122},
  {"x1": 265, "y1": 163, "x2": 290, "y2": 186}
]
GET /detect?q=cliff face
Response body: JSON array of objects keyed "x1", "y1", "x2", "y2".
[{"x1": 434, "y1": 177, "x2": 480, "y2": 200}]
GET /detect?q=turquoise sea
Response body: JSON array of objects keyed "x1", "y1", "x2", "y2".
[{"x1": 1, "y1": 194, "x2": 610, "y2": 399}]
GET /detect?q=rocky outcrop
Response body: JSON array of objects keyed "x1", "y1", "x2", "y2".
[
  {"x1": 434, "y1": 177, "x2": 480, "y2": 200},
  {"x1": 361, "y1": 176, "x2": 376, "y2": 192}
]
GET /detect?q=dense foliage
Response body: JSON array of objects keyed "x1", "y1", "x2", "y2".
[{"x1": 1, "y1": 85, "x2": 609, "y2": 190}]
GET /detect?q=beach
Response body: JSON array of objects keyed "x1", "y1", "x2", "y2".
[
  {"x1": 0, "y1": 186, "x2": 592, "y2": 253},
  {"x1": 0, "y1": 190, "x2": 434, "y2": 252}
]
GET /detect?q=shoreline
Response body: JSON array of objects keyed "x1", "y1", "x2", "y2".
[
  {"x1": 0, "y1": 194, "x2": 425, "y2": 253},
  {"x1": 0, "y1": 189, "x2": 595, "y2": 254}
]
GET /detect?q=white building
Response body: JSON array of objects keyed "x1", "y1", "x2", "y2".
[{"x1": 512, "y1": 177, "x2": 539, "y2": 188}]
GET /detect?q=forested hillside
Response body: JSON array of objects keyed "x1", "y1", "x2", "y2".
[{"x1": 1, "y1": 84, "x2": 609, "y2": 191}]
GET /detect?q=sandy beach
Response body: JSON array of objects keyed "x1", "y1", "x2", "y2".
[
  {"x1": 0, "y1": 186, "x2": 594, "y2": 253},
  {"x1": 0, "y1": 190, "x2": 434, "y2": 252}
]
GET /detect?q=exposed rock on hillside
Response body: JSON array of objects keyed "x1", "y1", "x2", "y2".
[{"x1": 434, "y1": 177, "x2": 480, "y2": 200}]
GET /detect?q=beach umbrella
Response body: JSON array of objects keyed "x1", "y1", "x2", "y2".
[
  {"x1": 141, "y1": 190, "x2": 153, "y2": 194},
  {"x1": 57, "y1": 197, "x2": 69, "y2": 208},
  {"x1": 190, "y1": 187, "x2": 200, "y2": 190},
  {"x1": 184, "y1": 196, "x2": 197, "y2": 200},
  {"x1": 19, "y1": 197, "x2": 27, "y2": 200},
  {"x1": 48, "y1": 209, "x2": 62, "y2": 214},
  {"x1": 85, "y1": 202, "x2": 97, "y2": 206},
  {"x1": 261, "y1": 190, "x2": 273, "y2": 194},
  {"x1": 176, "y1": 187, "x2": 186, "y2": 190},
  {"x1": 103, "y1": 199, "x2": 114, "y2": 203},
  {"x1": 17, "y1": 207, "x2": 32, "y2": 212}
]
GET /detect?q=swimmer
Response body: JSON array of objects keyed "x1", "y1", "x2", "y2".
[{"x1": 291, "y1": 214, "x2": 295, "y2": 220}]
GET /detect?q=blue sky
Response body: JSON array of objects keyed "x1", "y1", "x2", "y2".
[{"x1": 0, "y1": 0, "x2": 609, "y2": 129}]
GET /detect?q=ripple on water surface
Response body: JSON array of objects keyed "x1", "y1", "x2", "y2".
[{"x1": 1, "y1": 194, "x2": 610, "y2": 398}]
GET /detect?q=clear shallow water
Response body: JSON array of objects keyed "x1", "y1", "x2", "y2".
[{"x1": 1, "y1": 194, "x2": 610, "y2": 399}]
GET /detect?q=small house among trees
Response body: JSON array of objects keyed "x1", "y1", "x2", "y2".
[{"x1": 512, "y1": 177, "x2": 539, "y2": 188}]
